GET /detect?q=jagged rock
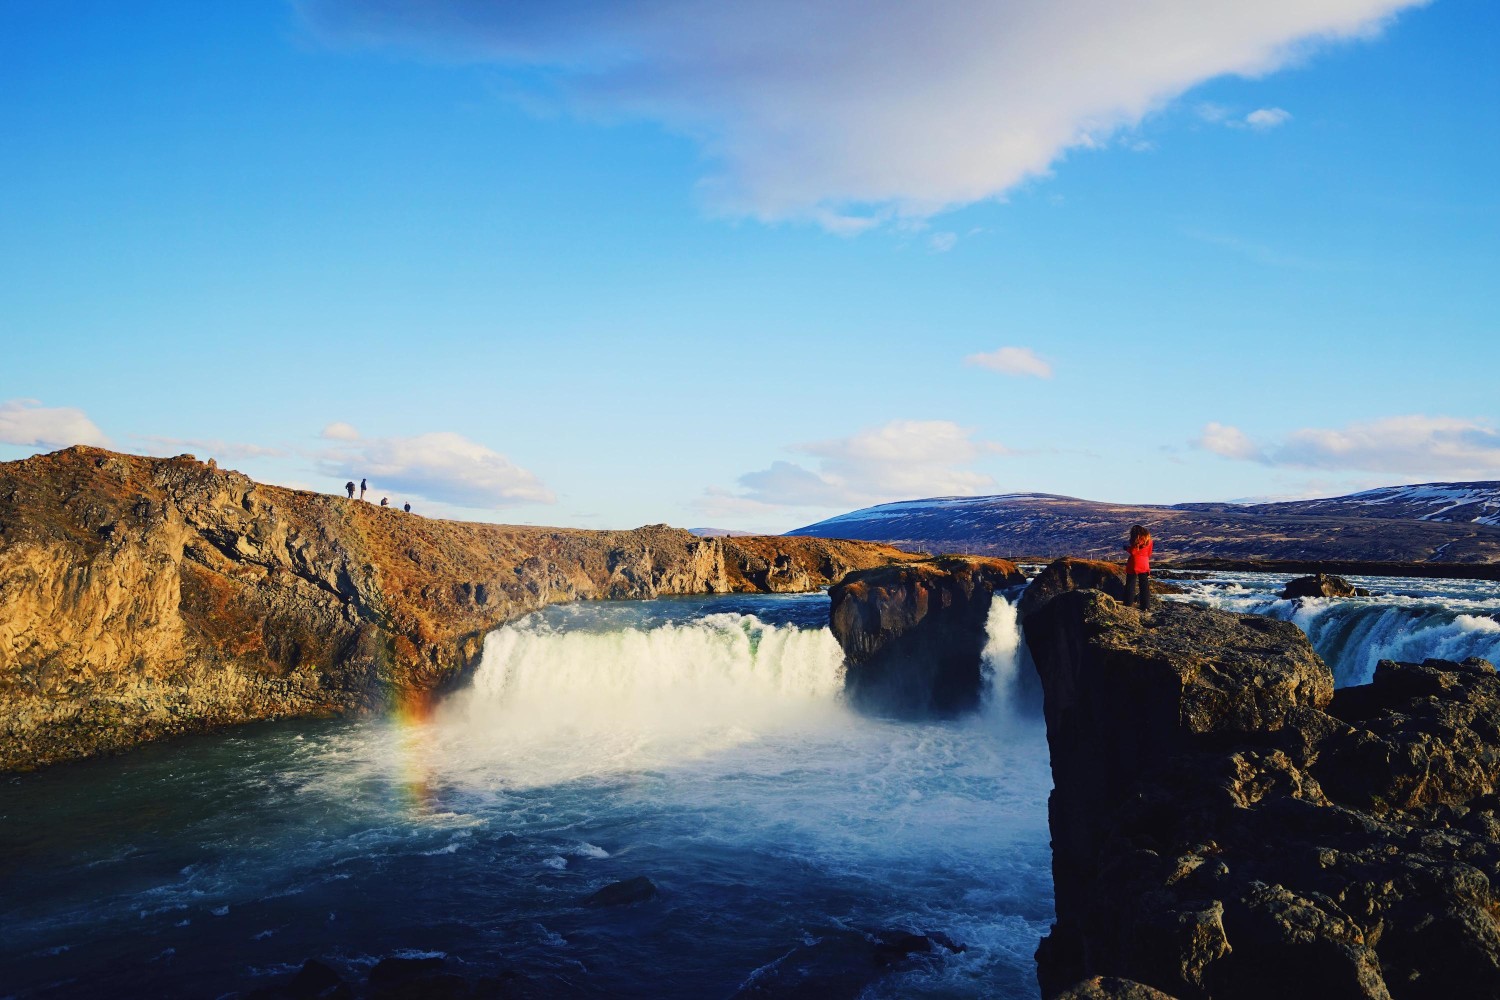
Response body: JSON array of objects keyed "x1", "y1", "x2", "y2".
[
  {"x1": 583, "y1": 875, "x2": 658, "y2": 907},
  {"x1": 1281, "y1": 573, "x2": 1370, "y2": 600},
  {"x1": 1054, "y1": 977, "x2": 1181, "y2": 1000},
  {"x1": 828, "y1": 556, "x2": 1025, "y2": 716},
  {"x1": 1026, "y1": 585, "x2": 1500, "y2": 1000},
  {"x1": 1017, "y1": 557, "x2": 1182, "y2": 617},
  {"x1": 0, "y1": 447, "x2": 918, "y2": 771}
]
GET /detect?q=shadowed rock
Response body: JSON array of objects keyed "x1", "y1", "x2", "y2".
[
  {"x1": 1025, "y1": 582, "x2": 1500, "y2": 999},
  {"x1": 828, "y1": 556, "x2": 1025, "y2": 716}
]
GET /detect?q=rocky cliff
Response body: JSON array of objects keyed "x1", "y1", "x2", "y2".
[
  {"x1": 0, "y1": 447, "x2": 916, "y2": 771},
  {"x1": 828, "y1": 556, "x2": 1025, "y2": 715},
  {"x1": 1022, "y1": 560, "x2": 1500, "y2": 999}
]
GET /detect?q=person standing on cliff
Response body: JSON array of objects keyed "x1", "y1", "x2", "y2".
[
  {"x1": 345, "y1": 481, "x2": 355, "y2": 499},
  {"x1": 359, "y1": 478, "x2": 368, "y2": 501},
  {"x1": 1124, "y1": 524, "x2": 1153, "y2": 611},
  {"x1": 403, "y1": 502, "x2": 411, "y2": 513}
]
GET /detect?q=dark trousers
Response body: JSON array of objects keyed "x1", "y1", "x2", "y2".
[{"x1": 1124, "y1": 570, "x2": 1152, "y2": 610}]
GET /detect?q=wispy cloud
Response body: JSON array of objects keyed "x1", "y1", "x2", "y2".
[
  {"x1": 300, "y1": 0, "x2": 1424, "y2": 229},
  {"x1": 318, "y1": 430, "x2": 555, "y2": 507},
  {"x1": 320, "y1": 421, "x2": 360, "y2": 441},
  {"x1": 1244, "y1": 106, "x2": 1293, "y2": 129},
  {"x1": 133, "y1": 436, "x2": 285, "y2": 461},
  {"x1": 1183, "y1": 229, "x2": 1336, "y2": 270},
  {"x1": 0, "y1": 399, "x2": 110, "y2": 450},
  {"x1": 1196, "y1": 415, "x2": 1500, "y2": 478},
  {"x1": 928, "y1": 232, "x2": 958, "y2": 253},
  {"x1": 708, "y1": 419, "x2": 1002, "y2": 510},
  {"x1": 964, "y1": 346, "x2": 1054, "y2": 379}
]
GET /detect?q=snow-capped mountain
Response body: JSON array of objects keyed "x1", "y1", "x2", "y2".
[
  {"x1": 1247, "y1": 483, "x2": 1500, "y2": 526},
  {"x1": 785, "y1": 483, "x2": 1500, "y2": 564}
]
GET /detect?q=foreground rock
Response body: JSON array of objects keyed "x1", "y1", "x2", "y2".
[
  {"x1": 0, "y1": 447, "x2": 915, "y2": 770},
  {"x1": 1022, "y1": 571, "x2": 1500, "y2": 999},
  {"x1": 828, "y1": 556, "x2": 1025, "y2": 715},
  {"x1": 1281, "y1": 573, "x2": 1371, "y2": 600}
]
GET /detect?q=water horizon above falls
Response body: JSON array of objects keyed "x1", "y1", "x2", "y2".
[{"x1": 4, "y1": 576, "x2": 1497, "y2": 998}]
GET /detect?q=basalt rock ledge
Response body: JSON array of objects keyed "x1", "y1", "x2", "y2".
[
  {"x1": 0, "y1": 447, "x2": 916, "y2": 771},
  {"x1": 1022, "y1": 561, "x2": 1500, "y2": 1000}
]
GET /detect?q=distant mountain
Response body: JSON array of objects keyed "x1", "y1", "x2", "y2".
[
  {"x1": 786, "y1": 484, "x2": 1500, "y2": 564},
  {"x1": 1246, "y1": 482, "x2": 1500, "y2": 526},
  {"x1": 688, "y1": 527, "x2": 756, "y2": 537}
]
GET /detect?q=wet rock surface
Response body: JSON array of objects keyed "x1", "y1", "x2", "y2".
[
  {"x1": 0, "y1": 447, "x2": 916, "y2": 770},
  {"x1": 828, "y1": 556, "x2": 1025, "y2": 716},
  {"x1": 1022, "y1": 559, "x2": 1500, "y2": 999}
]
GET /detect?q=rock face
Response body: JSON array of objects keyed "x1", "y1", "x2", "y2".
[
  {"x1": 0, "y1": 447, "x2": 916, "y2": 771},
  {"x1": 1022, "y1": 565, "x2": 1500, "y2": 1000},
  {"x1": 828, "y1": 556, "x2": 1025, "y2": 715},
  {"x1": 1281, "y1": 573, "x2": 1370, "y2": 600}
]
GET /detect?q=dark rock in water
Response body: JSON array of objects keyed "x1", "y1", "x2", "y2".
[
  {"x1": 828, "y1": 556, "x2": 1025, "y2": 716},
  {"x1": 289, "y1": 959, "x2": 350, "y2": 999},
  {"x1": 1017, "y1": 558, "x2": 1182, "y2": 618},
  {"x1": 367, "y1": 956, "x2": 465, "y2": 1000},
  {"x1": 1280, "y1": 573, "x2": 1369, "y2": 600},
  {"x1": 1026, "y1": 585, "x2": 1500, "y2": 999},
  {"x1": 583, "y1": 875, "x2": 658, "y2": 907},
  {"x1": 731, "y1": 927, "x2": 963, "y2": 999}
]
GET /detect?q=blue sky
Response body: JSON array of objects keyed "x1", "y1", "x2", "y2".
[{"x1": 2, "y1": 0, "x2": 1496, "y2": 532}]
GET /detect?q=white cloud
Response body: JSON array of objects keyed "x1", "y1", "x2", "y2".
[
  {"x1": 965, "y1": 346, "x2": 1054, "y2": 379},
  {"x1": 1245, "y1": 106, "x2": 1293, "y2": 129},
  {"x1": 301, "y1": 0, "x2": 1423, "y2": 227},
  {"x1": 318, "y1": 430, "x2": 555, "y2": 507},
  {"x1": 1196, "y1": 421, "x2": 1265, "y2": 461},
  {"x1": 0, "y1": 399, "x2": 110, "y2": 449},
  {"x1": 1196, "y1": 416, "x2": 1500, "y2": 478},
  {"x1": 929, "y1": 232, "x2": 958, "y2": 253},
  {"x1": 722, "y1": 419, "x2": 1002, "y2": 509},
  {"x1": 321, "y1": 421, "x2": 360, "y2": 441}
]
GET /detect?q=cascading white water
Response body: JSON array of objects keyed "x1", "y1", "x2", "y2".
[
  {"x1": 980, "y1": 596, "x2": 1025, "y2": 713},
  {"x1": 440, "y1": 611, "x2": 851, "y2": 785},
  {"x1": 1168, "y1": 573, "x2": 1500, "y2": 687}
]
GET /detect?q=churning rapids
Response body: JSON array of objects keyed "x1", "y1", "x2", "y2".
[{"x1": 3, "y1": 575, "x2": 1496, "y2": 998}]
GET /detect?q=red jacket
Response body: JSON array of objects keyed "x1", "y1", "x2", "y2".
[{"x1": 1127, "y1": 537, "x2": 1153, "y2": 574}]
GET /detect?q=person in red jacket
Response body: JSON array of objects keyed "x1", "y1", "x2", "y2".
[{"x1": 1124, "y1": 524, "x2": 1154, "y2": 611}]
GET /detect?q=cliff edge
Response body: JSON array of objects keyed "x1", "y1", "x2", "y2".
[
  {"x1": 1023, "y1": 561, "x2": 1500, "y2": 999},
  {"x1": 0, "y1": 447, "x2": 915, "y2": 770}
]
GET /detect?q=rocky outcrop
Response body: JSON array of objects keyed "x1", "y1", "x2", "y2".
[
  {"x1": 0, "y1": 447, "x2": 916, "y2": 771},
  {"x1": 828, "y1": 556, "x2": 1025, "y2": 716},
  {"x1": 1017, "y1": 557, "x2": 1183, "y2": 616},
  {"x1": 1281, "y1": 573, "x2": 1371, "y2": 600},
  {"x1": 1022, "y1": 571, "x2": 1500, "y2": 999}
]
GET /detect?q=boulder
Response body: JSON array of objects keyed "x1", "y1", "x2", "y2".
[
  {"x1": 1281, "y1": 573, "x2": 1370, "y2": 600},
  {"x1": 1026, "y1": 587, "x2": 1500, "y2": 1000},
  {"x1": 828, "y1": 556, "x2": 1025, "y2": 716},
  {"x1": 583, "y1": 875, "x2": 658, "y2": 907}
]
